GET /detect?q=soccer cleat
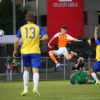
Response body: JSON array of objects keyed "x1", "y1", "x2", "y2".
[
  {"x1": 95, "y1": 81, "x2": 100, "y2": 85},
  {"x1": 33, "y1": 88, "x2": 40, "y2": 96},
  {"x1": 21, "y1": 89, "x2": 28, "y2": 96},
  {"x1": 56, "y1": 63, "x2": 60, "y2": 68},
  {"x1": 71, "y1": 51, "x2": 77, "y2": 56}
]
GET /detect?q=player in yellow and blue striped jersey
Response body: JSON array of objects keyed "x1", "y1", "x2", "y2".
[
  {"x1": 13, "y1": 11, "x2": 48, "y2": 96},
  {"x1": 88, "y1": 26, "x2": 100, "y2": 85}
]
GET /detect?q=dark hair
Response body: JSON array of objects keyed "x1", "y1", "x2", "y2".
[
  {"x1": 61, "y1": 26, "x2": 67, "y2": 31},
  {"x1": 26, "y1": 11, "x2": 35, "y2": 22}
]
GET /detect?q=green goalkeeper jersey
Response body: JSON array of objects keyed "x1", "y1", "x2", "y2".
[{"x1": 70, "y1": 72, "x2": 88, "y2": 84}]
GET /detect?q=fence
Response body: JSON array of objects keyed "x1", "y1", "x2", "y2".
[{"x1": 0, "y1": 57, "x2": 99, "y2": 81}]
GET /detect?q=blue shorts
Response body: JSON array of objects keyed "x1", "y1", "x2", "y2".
[
  {"x1": 92, "y1": 61, "x2": 100, "y2": 71},
  {"x1": 22, "y1": 54, "x2": 41, "y2": 68}
]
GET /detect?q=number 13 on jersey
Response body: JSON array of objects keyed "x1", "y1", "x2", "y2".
[{"x1": 25, "y1": 27, "x2": 35, "y2": 39}]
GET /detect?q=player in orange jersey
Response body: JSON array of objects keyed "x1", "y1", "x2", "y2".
[{"x1": 48, "y1": 26, "x2": 82, "y2": 67}]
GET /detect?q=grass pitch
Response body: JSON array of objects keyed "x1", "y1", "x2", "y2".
[{"x1": 0, "y1": 81, "x2": 100, "y2": 100}]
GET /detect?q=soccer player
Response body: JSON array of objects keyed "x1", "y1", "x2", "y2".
[
  {"x1": 88, "y1": 26, "x2": 100, "y2": 84},
  {"x1": 70, "y1": 71, "x2": 95, "y2": 84},
  {"x1": 13, "y1": 11, "x2": 48, "y2": 96},
  {"x1": 48, "y1": 26, "x2": 82, "y2": 67}
]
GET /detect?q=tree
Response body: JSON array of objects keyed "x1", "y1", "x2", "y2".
[{"x1": 0, "y1": 0, "x2": 27, "y2": 35}]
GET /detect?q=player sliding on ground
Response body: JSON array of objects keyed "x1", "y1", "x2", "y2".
[
  {"x1": 88, "y1": 26, "x2": 100, "y2": 84},
  {"x1": 13, "y1": 11, "x2": 48, "y2": 96},
  {"x1": 48, "y1": 26, "x2": 82, "y2": 67}
]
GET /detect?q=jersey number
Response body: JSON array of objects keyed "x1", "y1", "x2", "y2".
[{"x1": 25, "y1": 27, "x2": 35, "y2": 39}]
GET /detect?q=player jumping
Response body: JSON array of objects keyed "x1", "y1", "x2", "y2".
[
  {"x1": 88, "y1": 26, "x2": 100, "y2": 84},
  {"x1": 48, "y1": 26, "x2": 82, "y2": 67}
]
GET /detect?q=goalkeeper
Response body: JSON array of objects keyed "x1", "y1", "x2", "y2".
[{"x1": 70, "y1": 71, "x2": 95, "y2": 84}]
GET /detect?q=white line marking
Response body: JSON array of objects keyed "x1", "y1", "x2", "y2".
[{"x1": 61, "y1": 97, "x2": 100, "y2": 100}]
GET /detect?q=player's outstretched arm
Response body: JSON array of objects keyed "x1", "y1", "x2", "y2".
[
  {"x1": 73, "y1": 38, "x2": 83, "y2": 42},
  {"x1": 40, "y1": 34, "x2": 48, "y2": 42},
  {"x1": 13, "y1": 38, "x2": 20, "y2": 58},
  {"x1": 94, "y1": 26, "x2": 99, "y2": 40},
  {"x1": 48, "y1": 36, "x2": 56, "y2": 48}
]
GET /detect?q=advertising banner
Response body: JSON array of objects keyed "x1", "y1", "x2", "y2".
[{"x1": 47, "y1": 0, "x2": 83, "y2": 45}]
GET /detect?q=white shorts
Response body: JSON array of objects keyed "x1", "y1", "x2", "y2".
[{"x1": 57, "y1": 47, "x2": 68, "y2": 56}]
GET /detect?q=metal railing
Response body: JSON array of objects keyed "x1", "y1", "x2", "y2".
[{"x1": 0, "y1": 57, "x2": 98, "y2": 81}]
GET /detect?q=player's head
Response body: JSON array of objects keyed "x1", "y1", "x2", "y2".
[
  {"x1": 61, "y1": 26, "x2": 67, "y2": 34},
  {"x1": 25, "y1": 11, "x2": 35, "y2": 22}
]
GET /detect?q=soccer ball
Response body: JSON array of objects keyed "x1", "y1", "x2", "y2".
[{"x1": 0, "y1": 29, "x2": 4, "y2": 37}]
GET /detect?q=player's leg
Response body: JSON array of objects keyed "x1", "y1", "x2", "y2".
[
  {"x1": 32, "y1": 68, "x2": 40, "y2": 96},
  {"x1": 88, "y1": 62, "x2": 100, "y2": 84},
  {"x1": 61, "y1": 47, "x2": 71, "y2": 60},
  {"x1": 80, "y1": 72, "x2": 96, "y2": 84},
  {"x1": 70, "y1": 51, "x2": 77, "y2": 57},
  {"x1": 76, "y1": 75, "x2": 83, "y2": 84},
  {"x1": 31, "y1": 54, "x2": 41, "y2": 96},
  {"x1": 82, "y1": 77, "x2": 88, "y2": 84},
  {"x1": 88, "y1": 68, "x2": 95, "y2": 75},
  {"x1": 76, "y1": 74, "x2": 88, "y2": 84},
  {"x1": 68, "y1": 51, "x2": 77, "y2": 59},
  {"x1": 49, "y1": 50, "x2": 59, "y2": 63},
  {"x1": 87, "y1": 80, "x2": 95, "y2": 84},
  {"x1": 21, "y1": 54, "x2": 30, "y2": 96},
  {"x1": 64, "y1": 52, "x2": 76, "y2": 60},
  {"x1": 21, "y1": 66, "x2": 30, "y2": 96},
  {"x1": 23, "y1": 66, "x2": 30, "y2": 90},
  {"x1": 64, "y1": 48, "x2": 77, "y2": 60},
  {"x1": 78, "y1": 72, "x2": 95, "y2": 84},
  {"x1": 49, "y1": 50, "x2": 60, "y2": 67},
  {"x1": 88, "y1": 69, "x2": 100, "y2": 84},
  {"x1": 92, "y1": 72, "x2": 100, "y2": 84},
  {"x1": 75, "y1": 72, "x2": 87, "y2": 84},
  {"x1": 64, "y1": 53, "x2": 71, "y2": 60}
]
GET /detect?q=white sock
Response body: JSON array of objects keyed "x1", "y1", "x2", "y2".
[
  {"x1": 23, "y1": 71, "x2": 29, "y2": 90},
  {"x1": 91, "y1": 73, "x2": 99, "y2": 82},
  {"x1": 33, "y1": 73, "x2": 39, "y2": 90}
]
